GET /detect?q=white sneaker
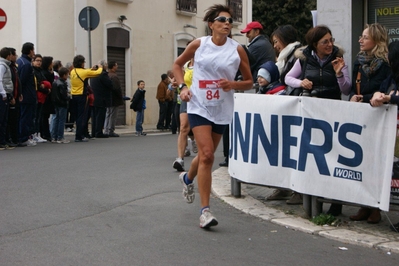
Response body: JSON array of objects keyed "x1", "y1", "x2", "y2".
[
  {"x1": 184, "y1": 148, "x2": 191, "y2": 157},
  {"x1": 200, "y1": 209, "x2": 218, "y2": 228},
  {"x1": 191, "y1": 140, "x2": 198, "y2": 153},
  {"x1": 179, "y1": 172, "x2": 195, "y2": 203},
  {"x1": 21, "y1": 139, "x2": 36, "y2": 146},
  {"x1": 57, "y1": 138, "x2": 70, "y2": 144},
  {"x1": 33, "y1": 133, "x2": 47, "y2": 143},
  {"x1": 173, "y1": 158, "x2": 185, "y2": 172}
]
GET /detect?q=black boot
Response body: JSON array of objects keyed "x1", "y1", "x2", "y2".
[{"x1": 326, "y1": 203, "x2": 342, "y2": 216}]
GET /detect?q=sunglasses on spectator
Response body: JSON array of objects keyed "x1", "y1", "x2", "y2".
[{"x1": 214, "y1": 16, "x2": 233, "y2": 24}]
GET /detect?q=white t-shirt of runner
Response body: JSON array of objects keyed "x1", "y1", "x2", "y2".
[{"x1": 188, "y1": 36, "x2": 240, "y2": 125}]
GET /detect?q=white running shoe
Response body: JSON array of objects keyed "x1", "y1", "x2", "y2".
[
  {"x1": 200, "y1": 209, "x2": 218, "y2": 228},
  {"x1": 184, "y1": 148, "x2": 191, "y2": 157},
  {"x1": 191, "y1": 140, "x2": 198, "y2": 153},
  {"x1": 179, "y1": 172, "x2": 195, "y2": 203},
  {"x1": 173, "y1": 158, "x2": 185, "y2": 172}
]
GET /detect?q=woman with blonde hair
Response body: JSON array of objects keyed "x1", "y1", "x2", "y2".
[{"x1": 348, "y1": 23, "x2": 390, "y2": 224}]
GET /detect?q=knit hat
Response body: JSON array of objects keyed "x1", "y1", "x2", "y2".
[
  {"x1": 258, "y1": 61, "x2": 280, "y2": 83},
  {"x1": 257, "y1": 68, "x2": 271, "y2": 82}
]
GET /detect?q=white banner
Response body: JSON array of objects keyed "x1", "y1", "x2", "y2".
[{"x1": 229, "y1": 94, "x2": 397, "y2": 211}]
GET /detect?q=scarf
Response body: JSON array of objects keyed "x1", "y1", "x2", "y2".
[
  {"x1": 275, "y1": 41, "x2": 301, "y2": 74},
  {"x1": 357, "y1": 51, "x2": 385, "y2": 77}
]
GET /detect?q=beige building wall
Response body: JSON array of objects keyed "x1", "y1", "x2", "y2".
[{"x1": 0, "y1": 0, "x2": 250, "y2": 127}]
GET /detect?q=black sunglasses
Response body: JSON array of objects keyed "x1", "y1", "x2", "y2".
[{"x1": 214, "y1": 16, "x2": 233, "y2": 24}]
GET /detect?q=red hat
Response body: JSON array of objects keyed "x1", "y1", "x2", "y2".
[{"x1": 240, "y1": 21, "x2": 263, "y2": 33}]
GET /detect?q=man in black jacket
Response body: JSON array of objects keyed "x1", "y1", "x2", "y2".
[
  {"x1": 241, "y1": 21, "x2": 276, "y2": 82},
  {"x1": 90, "y1": 60, "x2": 113, "y2": 138},
  {"x1": 104, "y1": 61, "x2": 124, "y2": 137}
]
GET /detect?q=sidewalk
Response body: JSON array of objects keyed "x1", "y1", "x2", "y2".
[
  {"x1": 211, "y1": 167, "x2": 399, "y2": 254},
  {"x1": 66, "y1": 124, "x2": 399, "y2": 253}
]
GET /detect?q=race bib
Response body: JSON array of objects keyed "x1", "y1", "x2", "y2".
[{"x1": 198, "y1": 79, "x2": 226, "y2": 107}]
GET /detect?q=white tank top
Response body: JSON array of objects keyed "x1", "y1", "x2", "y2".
[{"x1": 188, "y1": 36, "x2": 240, "y2": 124}]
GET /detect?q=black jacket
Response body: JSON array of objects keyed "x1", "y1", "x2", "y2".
[
  {"x1": 350, "y1": 59, "x2": 390, "y2": 103},
  {"x1": 298, "y1": 45, "x2": 342, "y2": 100},
  {"x1": 247, "y1": 35, "x2": 276, "y2": 82},
  {"x1": 91, "y1": 70, "x2": 113, "y2": 107},
  {"x1": 131, "y1": 88, "x2": 146, "y2": 112},
  {"x1": 51, "y1": 78, "x2": 69, "y2": 108}
]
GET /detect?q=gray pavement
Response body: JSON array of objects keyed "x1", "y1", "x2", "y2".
[{"x1": 71, "y1": 125, "x2": 399, "y2": 253}]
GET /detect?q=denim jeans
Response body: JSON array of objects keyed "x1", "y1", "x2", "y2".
[
  {"x1": 136, "y1": 110, "x2": 144, "y2": 133},
  {"x1": 51, "y1": 106, "x2": 67, "y2": 140}
]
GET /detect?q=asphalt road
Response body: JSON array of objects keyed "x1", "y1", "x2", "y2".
[{"x1": 0, "y1": 133, "x2": 398, "y2": 265}]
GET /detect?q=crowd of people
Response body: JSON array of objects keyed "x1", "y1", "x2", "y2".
[{"x1": 0, "y1": 43, "x2": 128, "y2": 149}]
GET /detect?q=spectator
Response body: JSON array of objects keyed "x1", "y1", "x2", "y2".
[
  {"x1": 53, "y1": 60, "x2": 62, "y2": 80},
  {"x1": 51, "y1": 67, "x2": 70, "y2": 143},
  {"x1": 285, "y1": 25, "x2": 351, "y2": 210},
  {"x1": 41, "y1": 56, "x2": 55, "y2": 142},
  {"x1": 91, "y1": 60, "x2": 113, "y2": 138},
  {"x1": 173, "y1": 4, "x2": 253, "y2": 228},
  {"x1": 348, "y1": 23, "x2": 390, "y2": 224},
  {"x1": 369, "y1": 40, "x2": 399, "y2": 232},
  {"x1": 266, "y1": 25, "x2": 302, "y2": 202},
  {"x1": 69, "y1": 55, "x2": 102, "y2": 142},
  {"x1": 241, "y1": 21, "x2": 276, "y2": 83},
  {"x1": 6, "y1": 47, "x2": 21, "y2": 146},
  {"x1": 271, "y1": 25, "x2": 302, "y2": 85},
  {"x1": 0, "y1": 47, "x2": 15, "y2": 150},
  {"x1": 131, "y1": 80, "x2": 147, "y2": 136},
  {"x1": 167, "y1": 70, "x2": 178, "y2": 134},
  {"x1": 17, "y1": 42, "x2": 37, "y2": 147},
  {"x1": 104, "y1": 61, "x2": 124, "y2": 137},
  {"x1": 32, "y1": 54, "x2": 49, "y2": 143},
  {"x1": 156, "y1": 73, "x2": 170, "y2": 130},
  {"x1": 64, "y1": 62, "x2": 74, "y2": 132}
]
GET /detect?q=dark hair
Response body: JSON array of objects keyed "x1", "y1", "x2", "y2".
[
  {"x1": 73, "y1": 55, "x2": 85, "y2": 68},
  {"x1": 0, "y1": 47, "x2": 10, "y2": 59},
  {"x1": 271, "y1": 25, "x2": 298, "y2": 47},
  {"x1": 388, "y1": 40, "x2": 399, "y2": 85},
  {"x1": 203, "y1": 4, "x2": 233, "y2": 23},
  {"x1": 58, "y1": 67, "x2": 69, "y2": 78},
  {"x1": 53, "y1": 60, "x2": 62, "y2": 72},
  {"x1": 21, "y1": 42, "x2": 34, "y2": 55},
  {"x1": 161, "y1": 73, "x2": 168, "y2": 80},
  {"x1": 108, "y1": 61, "x2": 117, "y2": 69},
  {"x1": 41, "y1": 56, "x2": 53, "y2": 70},
  {"x1": 137, "y1": 80, "x2": 144, "y2": 85},
  {"x1": 305, "y1": 25, "x2": 332, "y2": 52},
  {"x1": 33, "y1": 54, "x2": 42, "y2": 61},
  {"x1": 6, "y1": 47, "x2": 16, "y2": 56}
]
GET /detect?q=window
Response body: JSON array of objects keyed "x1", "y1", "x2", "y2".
[
  {"x1": 176, "y1": 0, "x2": 197, "y2": 14},
  {"x1": 227, "y1": 0, "x2": 242, "y2": 24}
]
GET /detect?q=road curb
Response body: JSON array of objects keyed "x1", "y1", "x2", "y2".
[{"x1": 211, "y1": 167, "x2": 399, "y2": 254}]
